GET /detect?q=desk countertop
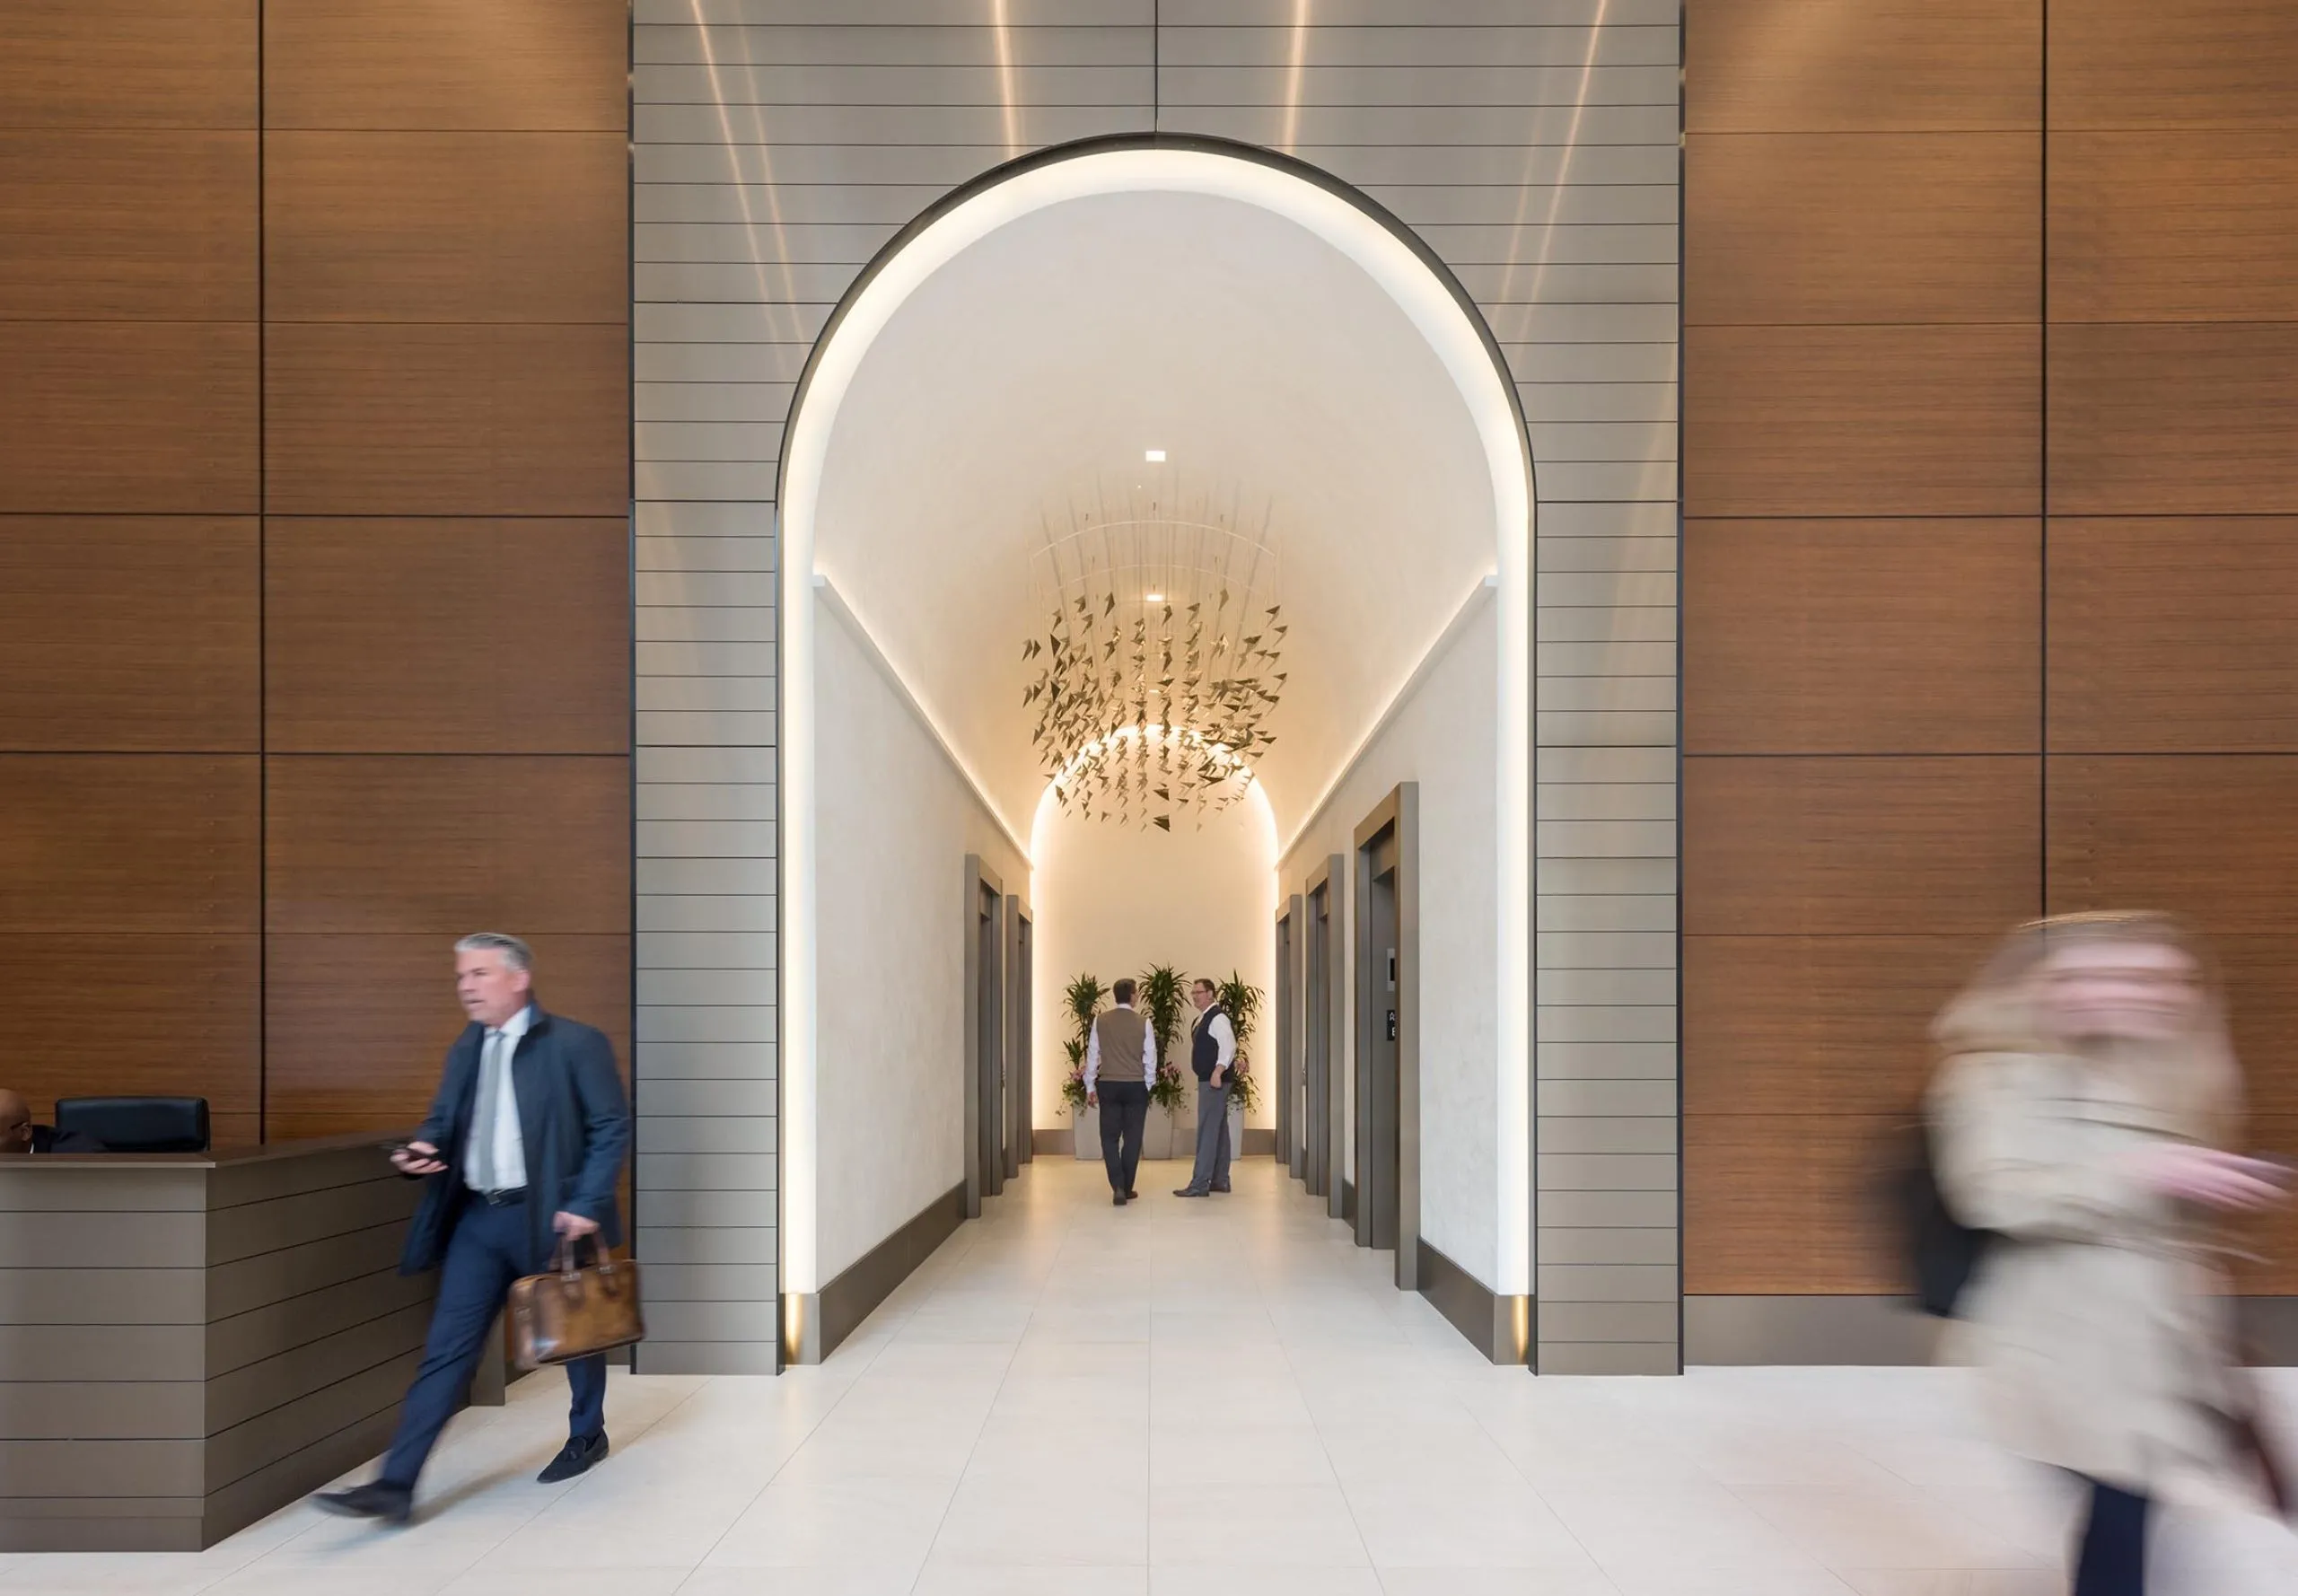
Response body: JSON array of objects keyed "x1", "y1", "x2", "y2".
[{"x1": 13, "y1": 1128, "x2": 416, "y2": 1170}]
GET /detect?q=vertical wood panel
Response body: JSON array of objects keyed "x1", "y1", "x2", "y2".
[
  {"x1": 264, "y1": 132, "x2": 627, "y2": 324},
  {"x1": 0, "y1": 519, "x2": 259, "y2": 753},
  {"x1": 1683, "y1": 519, "x2": 2039, "y2": 754},
  {"x1": 0, "y1": 1, "x2": 258, "y2": 130},
  {"x1": 2049, "y1": 0, "x2": 2298, "y2": 131},
  {"x1": 0, "y1": 323, "x2": 259, "y2": 514},
  {"x1": 265, "y1": 757, "x2": 630, "y2": 935},
  {"x1": 1687, "y1": 133, "x2": 2039, "y2": 326},
  {"x1": 0, "y1": 935, "x2": 260, "y2": 1150},
  {"x1": 263, "y1": 0, "x2": 630, "y2": 132},
  {"x1": 1686, "y1": 0, "x2": 2039, "y2": 134},
  {"x1": 264, "y1": 323, "x2": 629, "y2": 516},
  {"x1": 0, "y1": 757, "x2": 259, "y2": 934},
  {"x1": 2048, "y1": 323, "x2": 2298, "y2": 515},
  {"x1": 0, "y1": 133, "x2": 258, "y2": 320},
  {"x1": 265, "y1": 519, "x2": 630, "y2": 755},
  {"x1": 2048, "y1": 518, "x2": 2298, "y2": 753},
  {"x1": 1685, "y1": 325, "x2": 2039, "y2": 517},
  {"x1": 2048, "y1": 132, "x2": 2298, "y2": 322},
  {"x1": 1684, "y1": 758, "x2": 2039, "y2": 935}
]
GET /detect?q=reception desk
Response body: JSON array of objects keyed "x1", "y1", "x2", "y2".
[{"x1": 0, "y1": 1133, "x2": 503, "y2": 1552}]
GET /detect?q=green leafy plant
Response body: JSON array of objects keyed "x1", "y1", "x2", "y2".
[
  {"x1": 1060, "y1": 1037, "x2": 1090, "y2": 1111},
  {"x1": 1060, "y1": 974, "x2": 1105, "y2": 1116},
  {"x1": 1215, "y1": 971, "x2": 1266, "y2": 1113},
  {"x1": 1138, "y1": 964, "x2": 1190, "y2": 1114}
]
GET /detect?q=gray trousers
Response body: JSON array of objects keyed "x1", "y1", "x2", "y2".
[{"x1": 1182, "y1": 1079, "x2": 1232, "y2": 1193}]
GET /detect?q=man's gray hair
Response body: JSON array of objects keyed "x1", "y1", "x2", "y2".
[{"x1": 454, "y1": 932, "x2": 534, "y2": 972}]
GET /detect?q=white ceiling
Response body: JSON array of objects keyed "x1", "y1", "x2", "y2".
[{"x1": 811, "y1": 187, "x2": 1500, "y2": 843}]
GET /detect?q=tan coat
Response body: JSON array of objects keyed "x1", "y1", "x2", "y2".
[{"x1": 1930, "y1": 1046, "x2": 2259, "y2": 1507}]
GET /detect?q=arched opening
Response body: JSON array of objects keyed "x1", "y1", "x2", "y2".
[{"x1": 779, "y1": 139, "x2": 1533, "y2": 1355}]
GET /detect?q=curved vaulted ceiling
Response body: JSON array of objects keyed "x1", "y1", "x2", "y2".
[{"x1": 811, "y1": 185, "x2": 1501, "y2": 843}]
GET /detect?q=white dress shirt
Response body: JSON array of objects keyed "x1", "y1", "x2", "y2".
[
  {"x1": 1083, "y1": 1004, "x2": 1158, "y2": 1090},
  {"x1": 466, "y1": 1004, "x2": 532, "y2": 1193}
]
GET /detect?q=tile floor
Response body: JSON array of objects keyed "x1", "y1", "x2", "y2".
[{"x1": 11, "y1": 1154, "x2": 2298, "y2": 1594}]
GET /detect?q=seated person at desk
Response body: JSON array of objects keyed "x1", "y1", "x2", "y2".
[{"x1": 0, "y1": 1090, "x2": 101, "y2": 1154}]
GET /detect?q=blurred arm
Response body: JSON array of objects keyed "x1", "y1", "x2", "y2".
[{"x1": 1930, "y1": 1051, "x2": 2171, "y2": 1241}]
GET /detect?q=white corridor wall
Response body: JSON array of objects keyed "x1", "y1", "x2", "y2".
[
  {"x1": 1281, "y1": 589, "x2": 1500, "y2": 1288},
  {"x1": 814, "y1": 599, "x2": 1027, "y2": 1284}
]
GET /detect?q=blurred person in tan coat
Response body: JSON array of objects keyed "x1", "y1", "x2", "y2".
[{"x1": 1929, "y1": 912, "x2": 2289, "y2": 1596}]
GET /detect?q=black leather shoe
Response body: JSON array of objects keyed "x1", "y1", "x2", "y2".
[
  {"x1": 538, "y1": 1432, "x2": 609, "y2": 1484},
  {"x1": 1173, "y1": 1188, "x2": 1206, "y2": 1198},
  {"x1": 311, "y1": 1483, "x2": 412, "y2": 1524},
  {"x1": 1112, "y1": 1191, "x2": 1127, "y2": 1206},
  {"x1": 1212, "y1": 1184, "x2": 1231, "y2": 1193},
  {"x1": 1127, "y1": 1189, "x2": 1138, "y2": 1199}
]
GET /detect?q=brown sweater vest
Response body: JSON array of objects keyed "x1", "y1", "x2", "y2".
[{"x1": 1092, "y1": 1006, "x2": 1151, "y2": 1085}]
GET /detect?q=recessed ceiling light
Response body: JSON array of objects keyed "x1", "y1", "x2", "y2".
[
  {"x1": 1144, "y1": 449, "x2": 1166, "y2": 462},
  {"x1": 1145, "y1": 592, "x2": 1165, "y2": 603}
]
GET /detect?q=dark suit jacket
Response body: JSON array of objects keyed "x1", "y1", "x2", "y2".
[
  {"x1": 399, "y1": 1005, "x2": 630, "y2": 1276},
  {"x1": 30, "y1": 1125, "x2": 101, "y2": 1154}
]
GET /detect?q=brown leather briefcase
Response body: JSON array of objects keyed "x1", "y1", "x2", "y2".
[{"x1": 508, "y1": 1238, "x2": 645, "y2": 1370}]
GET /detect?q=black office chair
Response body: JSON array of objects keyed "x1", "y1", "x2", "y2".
[{"x1": 54, "y1": 1096, "x2": 210, "y2": 1153}]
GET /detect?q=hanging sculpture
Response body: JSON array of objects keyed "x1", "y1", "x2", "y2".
[{"x1": 1023, "y1": 476, "x2": 1285, "y2": 831}]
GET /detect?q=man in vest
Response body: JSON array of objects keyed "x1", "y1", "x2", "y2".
[
  {"x1": 1174, "y1": 978, "x2": 1237, "y2": 1197},
  {"x1": 1085, "y1": 978, "x2": 1157, "y2": 1206}
]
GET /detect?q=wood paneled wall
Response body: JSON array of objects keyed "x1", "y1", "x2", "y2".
[
  {"x1": 1685, "y1": 0, "x2": 2298, "y2": 1293},
  {"x1": 0, "y1": 3, "x2": 630, "y2": 1147}
]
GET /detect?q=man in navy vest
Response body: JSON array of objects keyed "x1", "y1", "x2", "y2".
[
  {"x1": 1173, "y1": 978, "x2": 1237, "y2": 1197},
  {"x1": 315, "y1": 932, "x2": 630, "y2": 1523}
]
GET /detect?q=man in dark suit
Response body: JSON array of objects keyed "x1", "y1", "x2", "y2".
[{"x1": 315, "y1": 932, "x2": 630, "y2": 1523}]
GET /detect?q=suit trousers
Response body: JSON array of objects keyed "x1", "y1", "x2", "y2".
[
  {"x1": 382, "y1": 1194, "x2": 606, "y2": 1488},
  {"x1": 1096, "y1": 1080, "x2": 1149, "y2": 1195},
  {"x1": 1182, "y1": 1079, "x2": 1232, "y2": 1194}
]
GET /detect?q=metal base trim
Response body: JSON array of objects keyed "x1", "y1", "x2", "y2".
[
  {"x1": 789, "y1": 1181, "x2": 965, "y2": 1364},
  {"x1": 1416, "y1": 1239, "x2": 1531, "y2": 1364},
  {"x1": 1688, "y1": 1295, "x2": 2298, "y2": 1366}
]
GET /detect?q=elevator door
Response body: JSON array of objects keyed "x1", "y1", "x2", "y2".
[
  {"x1": 1356, "y1": 836, "x2": 1399, "y2": 1252},
  {"x1": 977, "y1": 882, "x2": 1004, "y2": 1199},
  {"x1": 1276, "y1": 909, "x2": 1300, "y2": 1180},
  {"x1": 1011, "y1": 906, "x2": 1032, "y2": 1171},
  {"x1": 1304, "y1": 883, "x2": 1331, "y2": 1200}
]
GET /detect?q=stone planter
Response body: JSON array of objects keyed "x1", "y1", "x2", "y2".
[
  {"x1": 1072, "y1": 1104, "x2": 1098, "y2": 1161},
  {"x1": 1141, "y1": 1103, "x2": 1179, "y2": 1161}
]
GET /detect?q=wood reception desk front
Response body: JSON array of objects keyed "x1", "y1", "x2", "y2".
[{"x1": 0, "y1": 1134, "x2": 504, "y2": 1551}]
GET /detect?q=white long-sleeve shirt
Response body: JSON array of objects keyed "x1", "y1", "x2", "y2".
[{"x1": 1083, "y1": 1005, "x2": 1158, "y2": 1091}]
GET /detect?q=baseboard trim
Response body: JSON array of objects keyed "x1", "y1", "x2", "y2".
[
  {"x1": 790, "y1": 1181, "x2": 966, "y2": 1364},
  {"x1": 1243, "y1": 1128, "x2": 1275, "y2": 1156},
  {"x1": 1416, "y1": 1239, "x2": 1531, "y2": 1364},
  {"x1": 1031, "y1": 1127, "x2": 1071, "y2": 1154},
  {"x1": 1688, "y1": 1293, "x2": 2298, "y2": 1366},
  {"x1": 1685, "y1": 1296, "x2": 1940, "y2": 1365}
]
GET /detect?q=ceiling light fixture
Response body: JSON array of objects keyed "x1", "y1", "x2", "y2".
[
  {"x1": 1022, "y1": 477, "x2": 1285, "y2": 832},
  {"x1": 1144, "y1": 449, "x2": 1166, "y2": 462}
]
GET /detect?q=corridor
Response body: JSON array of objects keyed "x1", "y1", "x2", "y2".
[{"x1": 22, "y1": 1155, "x2": 2255, "y2": 1595}]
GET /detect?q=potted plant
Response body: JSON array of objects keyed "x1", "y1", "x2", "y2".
[
  {"x1": 1063, "y1": 973, "x2": 1105, "y2": 1161},
  {"x1": 1061, "y1": 1037, "x2": 1092, "y2": 1160},
  {"x1": 1216, "y1": 971, "x2": 1266, "y2": 1165},
  {"x1": 1137, "y1": 964, "x2": 1188, "y2": 1159}
]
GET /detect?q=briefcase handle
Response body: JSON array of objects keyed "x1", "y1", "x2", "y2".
[{"x1": 548, "y1": 1240, "x2": 629, "y2": 1285}]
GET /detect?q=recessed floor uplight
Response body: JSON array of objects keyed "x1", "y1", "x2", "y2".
[
  {"x1": 1145, "y1": 592, "x2": 1165, "y2": 603},
  {"x1": 1144, "y1": 449, "x2": 1166, "y2": 462}
]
